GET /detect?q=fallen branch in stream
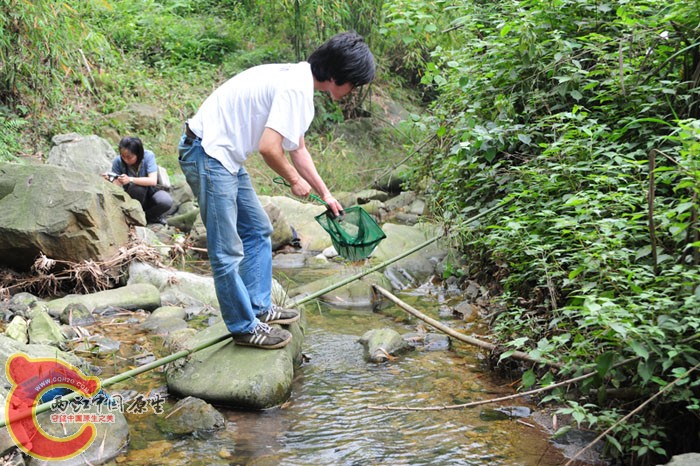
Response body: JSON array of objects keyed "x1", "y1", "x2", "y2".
[
  {"x1": 369, "y1": 288, "x2": 700, "y2": 411},
  {"x1": 367, "y1": 353, "x2": 643, "y2": 411},
  {"x1": 368, "y1": 369, "x2": 602, "y2": 411},
  {"x1": 369, "y1": 284, "x2": 687, "y2": 412},
  {"x1": 372, "y1": 284, "x2": 563, "y2": 369},
  {"x1": 370, "y1": 285, "x2": 700, "y2": 465}
]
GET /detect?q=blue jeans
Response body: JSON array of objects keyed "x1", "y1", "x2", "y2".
[{"x1": 178, "y1": 135, "x2": 273, "y2": 334}]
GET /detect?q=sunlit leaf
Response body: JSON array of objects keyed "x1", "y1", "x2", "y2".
[{"x1": 629, "y1": 340, "x2": 649, "y2": 361}]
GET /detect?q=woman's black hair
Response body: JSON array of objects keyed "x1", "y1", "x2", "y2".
[
  {"x1": 308, "y1": 31, "x2": 376, "y2": 87},
  {"x1": 118, "y1": 136, "x2": 145, "y2": 166}
]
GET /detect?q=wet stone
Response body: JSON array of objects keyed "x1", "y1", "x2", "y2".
[
  {"x1": 141, "y1": 314, "x2": 189, "y2": 335},
  {"x1": 157, "y1": 396, "x2": 226, "y2": 436},
  {"x1": 5, "y1": 316, "x2": 29, "y2": 343},
  {"x1": 403, "y1": 332, "x2": 451, "y2": 351},
  {"x1": 74, "y1": 335, "x2": 121, "y2": 355},
  {"x1": 359, "y1": 328, "x2": 412, "y2": 363},
  {"x1": 423, "y1": 333, "x2": 451, "y2": 351},
  {"x1": 94, "y1": 305, "x2": 126, "y2": 317},
  {"x1": 479, "y1": 406, "x2": 532, "y2": 421},
  {"x1": 7, "y1": 292, "x2": 43, "y2": 319},
  {"x1": 27, "y1": 310, "x2": 65, "y2": 346},
  {"x1": 60, "y1": 302, "x2": 96, "y2": 326},
  {"x1": 272, "y1": 252, "x2": 307, "y2": 269},
  {"x1": 497, "y1": 406, "x2": 532, "y2": 418},
  {"x1": 131, "y1": 351, "x2": 157, "y2": 365}
]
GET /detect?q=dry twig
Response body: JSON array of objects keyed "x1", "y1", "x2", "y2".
[
  {"x1": 564, "y1": 362, "x2": 700, "y2": 466},
  {"x1": 0, "y1": 238, "x2": 164, "y2": 298}
]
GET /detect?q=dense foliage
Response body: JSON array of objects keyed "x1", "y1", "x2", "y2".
[
  {"x1": 2, "y1": 0, "x2": 699, "y2": 463},
  {"x1": 0, "y1": 0, "x2": 385, "y2": 164},
  {"x1": 398, "y1": 0, "x2": 700, "y2": 463}
]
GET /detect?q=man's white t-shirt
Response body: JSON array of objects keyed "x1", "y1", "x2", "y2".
[{"x1": 187, "y1": 62, "x2": 315, "y2": 175}]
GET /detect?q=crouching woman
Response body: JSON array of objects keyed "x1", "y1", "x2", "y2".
[{"x1": 105, "y1": 136, "x2": 173, "y2": 225}]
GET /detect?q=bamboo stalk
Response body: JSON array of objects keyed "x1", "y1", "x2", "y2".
[
  {"x1": 564, "y1": 362, "x2": 700, "y2": 466},
  {"x1": 0, "y1": 199, "x2": 514, "y2": 428},
  {"x1": 372, "y1": 284, "x2": 563, "y2": 369},
  {"x1": 0, "y1": 333, "x2": 232, "y2": 428}
]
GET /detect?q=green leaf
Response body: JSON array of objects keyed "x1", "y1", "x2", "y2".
[
  {"x1": 500, "y1": 23, "x2": 512, "y2": 37},
  {"x1": 518, "y1": 133, "x2": 532, "y2": 145},
  {"x1": 638, "y1": 360, "x2": 653, "y2": 383},
  {"x1": 568, "y1": 266, "x2": 585, "y2": 280},
  {"x1": 483, "y1": 148, "x2": 497, "y2": 162},
  {"x1": 609, "y1": 322, "x2": 628, "y2": 338},
  {"x1": 629, "y1": 340, "x2": 650, "y2": 361},
  {"x1": 596, "y1": 352, "x2": 614, "y2": 378},
  {"x1": 522, "y1": 369, "x2": 536, "y2": 388},
  {"x1": 606, "y1": 435, "x2": 623, "y2": 452},
  {"x1": 635, "y1": 245, "x2": 652, "y2": 260},
  {"x1": 552, "y1": 426, "x2": 572, "y2": 439},
  {"x1": 508, "y1": 337, "x2": 529, "y2": 348},
  {"x1": 498, "y1": 350, "x2": 515, "y2": 362}
]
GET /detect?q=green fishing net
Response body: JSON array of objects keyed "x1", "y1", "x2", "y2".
[{"x1": 315, "y1": 206, "x2": 386, "y2": 260}]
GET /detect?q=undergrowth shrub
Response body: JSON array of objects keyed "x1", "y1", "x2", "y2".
[{"x1": 406, "y1": 0, "x2": 700, "y2": 463}]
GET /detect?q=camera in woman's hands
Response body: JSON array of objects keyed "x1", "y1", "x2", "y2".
[{"x1": 106, "y1": 172, "x2": 119, "y2": 182}]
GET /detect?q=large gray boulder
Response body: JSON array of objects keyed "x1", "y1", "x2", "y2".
[
  {"x1": 127, "y1": 262, "x2": 219, "y2": 308},
  {"x1": 264, "y1": 201, "x2": 294, "y2": 250},
  {"x1": 41, "y1": 283, "x2": 161, "y2": 317},
  {"x1": 165, "y1": 319, "x2": 304, "y2": 410},
  {"x1": 45, "y1": 133, "x2": 116, "y2": 176},
  {"x1": 664, "y1": 454, "x2": 700, "y2": 466},
  {"x1": 372, "y1": 223, "x2": 447, "y2": 289},
  {"x1": 259, "y1": 195, "x2": 330, "y2": 252},
  {"x1": 0, "y1": 163, "x2": 144, "y2": 270},
  {"x1": 127, "y1": 261, "x2": 288, "y2": 311}
]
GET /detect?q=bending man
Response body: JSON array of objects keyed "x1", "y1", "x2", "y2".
[{"x1": 178, "y1": 32, "x2": 375, "y2": 349}]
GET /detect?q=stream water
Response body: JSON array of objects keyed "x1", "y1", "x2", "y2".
[{"x1": 77, "y1": 261, "x2": 586, "y2": 465}]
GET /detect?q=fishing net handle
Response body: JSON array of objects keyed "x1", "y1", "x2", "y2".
[
  {"x1": 273, "y1": 176, "x2": 344, "y2": 218},
  {"x1": 273, "y1": 176, "x2": 326, "y2": 204}
]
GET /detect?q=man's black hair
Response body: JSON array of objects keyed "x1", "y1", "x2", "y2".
[{"x1": 308, "y1": 31, "x2": 376, "y2": 87}]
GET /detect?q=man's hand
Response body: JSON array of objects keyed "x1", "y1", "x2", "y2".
[
  {"x1": 321, "y1": 194, "x2": 343, "y2": 217},
  {"x1": 288, "y1": 177, "x2": 312, "y2": 198}
]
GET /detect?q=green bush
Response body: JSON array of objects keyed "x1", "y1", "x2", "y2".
[{"x1": 405, "y1": 0, "x2": 700, "y2": 462}]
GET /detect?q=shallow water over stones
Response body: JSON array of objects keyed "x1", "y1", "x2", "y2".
[{"x1": 86, "y1": 273, "x2": 586, "y2": 465}]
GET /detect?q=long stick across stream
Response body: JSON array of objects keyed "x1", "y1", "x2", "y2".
[{"x1": 0, "y1": 198, "x2": 513, "y2": 427}]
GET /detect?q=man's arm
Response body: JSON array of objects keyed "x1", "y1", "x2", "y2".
[
  {"x1": 288, "y1": 137, "x2": 342, "y2": 215},
  {"x1": 259, "y1": 127, "x2": 308, "y2": 193},
  {"x1": 259, "y1": 128, "x2": 342, "y2": 215}
]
